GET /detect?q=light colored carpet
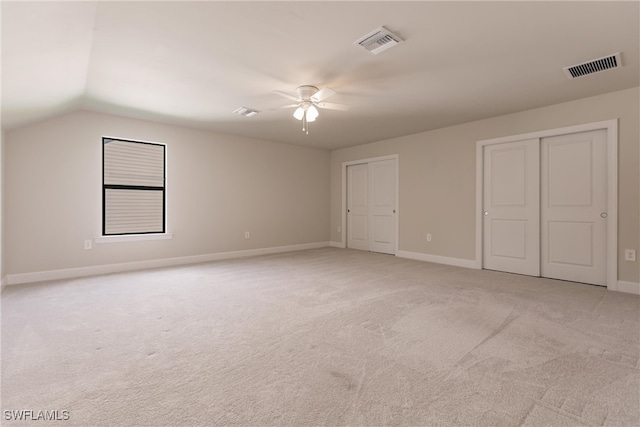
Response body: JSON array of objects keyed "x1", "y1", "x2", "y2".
[{"x1": 2, "y1": 248, "x2": 639, "y2": 426}]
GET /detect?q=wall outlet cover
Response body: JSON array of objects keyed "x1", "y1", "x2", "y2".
[{"x1": 624, "y1": 249, "x2": 636, "y2": 262}]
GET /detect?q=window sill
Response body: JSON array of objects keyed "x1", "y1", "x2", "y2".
[{"x1": 94, "y1": 233, "x2": 173, "y2": 244}]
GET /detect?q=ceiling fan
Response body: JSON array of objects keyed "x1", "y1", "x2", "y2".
[{"x1": 273, "y1": 85, "x2": 349, "y2": 134}]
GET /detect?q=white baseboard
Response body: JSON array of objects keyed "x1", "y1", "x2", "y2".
[
  {"x1": 616, "y1": 281, "x2": 640, "y2": 295},
  {"x1": 396, "y1": 250, "x2": 477, "y2": 269},
  {"x1": 329, "y1": 241, "x2": 344, "y2": 248},
  {"x1": 6, "y1": 241, "x2": 330, "y2": 286},
  {"x1": 1, "y1": 276, "x2": 6, "y2": 293}
]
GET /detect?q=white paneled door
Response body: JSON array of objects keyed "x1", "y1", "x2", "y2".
[
  {"x1": 483, "y1": 139, "x2": 540, "y2": 276},
  {"x1": 347, "y1": 163, "x2": 369, "y2": 251},
  {"x1": 347, "y1": 159, "x2": 396, "y2": 255},
  {"x1": 541, "y1": 130, "x2": 607, "y2": 285},
  {"x1": 369, "y1": 159, "x2": 396, "y2": 254},
  {"x1": 482, "y1": 129, "x2": 608, "y2": 286}
]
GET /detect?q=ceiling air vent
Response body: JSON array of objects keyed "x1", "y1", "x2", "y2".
[
  {"x1": 233, "y1": 107, "x2": 259, "y2": 117},
  {"x1": 354, "y1": 26, "x2": 403, "y2": 55},
  {"x1": 563, "y1": 53, "x2": 622, "y2": 79}
]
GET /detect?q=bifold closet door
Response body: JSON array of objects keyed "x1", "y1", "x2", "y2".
[
  {"x1": 541, "y1": 130, "x2": 607, "y2": 285},
  {"x1": 483, "y1": 139, "x2": 540, "y2": 276},
  {"x1": 347, "y1": 159, "x2": 396, "y2": 254}
]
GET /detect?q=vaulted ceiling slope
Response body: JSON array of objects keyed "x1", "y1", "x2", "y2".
[{"x1": 2, "y1": 1, "x2": 639, "y2": 149}]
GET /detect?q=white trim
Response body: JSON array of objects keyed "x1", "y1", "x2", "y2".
[
  {"x1": 94, "y1": 233, "x2": 173, "y2": 243},
  {"x1": 475, "y1": 119, "x2": 619, "y2": 290},
  {"x1": 5, "y1": 242, "x2": 330, "y2": 285},
  {"x1": 476, "y1": 120, "x2": 617, "y2": 146},
  {"x1": 474, "y1": 142, "x2": 484, "y2": 270},
  {"x1": 397, "y1": 250, "x2": 477, "y2": 269},
  {"x1": 605, "y1": 123, "x2": 618, "y2": 290},
  {"x1": 1, "y1": 276, "x2": 6, "y2": 293},
  {"x1": 103, "y1": 135, "x2": 167, "y2": 147},
  {"x1": 616, "y1": 281, "x2": 640, "y2": 295},
  {"x1": 341, "y1": 154, "x2": 399, "y2": 253},
  {"x1": 329, "y1": 241, "x2": 344, "y2": 248}
]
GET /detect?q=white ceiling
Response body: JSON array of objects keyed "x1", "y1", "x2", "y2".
[{"x1": 2, "y1": 1, "x2": 639, "y2": 150}]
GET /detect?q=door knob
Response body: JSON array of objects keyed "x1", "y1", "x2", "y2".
[
  {"x1": 484, "y1": 211, "x2": 489, "y2": 216},
  {"x1": 600, "y1": 212, "x2": 607, "y2": 218}
]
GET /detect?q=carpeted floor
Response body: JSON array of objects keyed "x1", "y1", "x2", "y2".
[{"x1": 2, "y1": 248, "x2": 639, "y2": 426}]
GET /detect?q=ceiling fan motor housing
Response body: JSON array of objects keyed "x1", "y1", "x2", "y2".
[{"x1": 296, "y1": 85, "x2": 319, "y2": 100}]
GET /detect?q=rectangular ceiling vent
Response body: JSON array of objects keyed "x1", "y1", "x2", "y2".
[
  {"x1": 354, "y1": 26, "x2": 403, "y2": 55},
  {"x1": 563, "y1": 53, "x2": 621, "y2": 79},
  {"x1": 233, "y1": 107, "x2": 259, "y2": 117}
]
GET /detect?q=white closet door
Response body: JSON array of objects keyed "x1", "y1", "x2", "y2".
[
  {"x1": 483, "y1": 139, "x2": 540, "y2": 276},
  {"x1": 541, "y1": 130, "x2": 607, "y2": 285},
  {"x1": 347, "y1": 163, "x2": 369, "y2": 251},
  {"x1": 369, "y1": 159, "x2": 396, "y2": 255}
]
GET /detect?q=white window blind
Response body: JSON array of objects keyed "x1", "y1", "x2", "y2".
[{"x1": 103, "y1": 138, "x2": 165, "y2": 235}]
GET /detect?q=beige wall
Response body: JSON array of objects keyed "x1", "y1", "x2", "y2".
[
  {"x1": 330, "y1": 87, "x2": 639, "y2": 283},
  {"x1": 5, "y1": 111, "x2": 330, "y2": 275},
  {"x1": 1, "y1": 128, "x2": 5, "y2": 285}
]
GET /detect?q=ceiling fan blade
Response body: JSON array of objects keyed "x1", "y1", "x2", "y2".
[
  {"x1": 272, "y1": 90, "x2": 300, "y2": 102},
  {"x1": 316, "y1": 102, "x2": 349, "y2": 111},
  {"x1": 266, "y1": 103, "x2": 300, "y2": 111},
  {"x1": 311, "y1": 87, "x2": 336, "y2": 102}
]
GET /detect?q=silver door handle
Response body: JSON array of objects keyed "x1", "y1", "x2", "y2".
[
  {"x1": 484, "y1": 211, "x2": 489, "y2": 216},
  {"x1": 601, "y1": 212, "x2": 607, "y2": 218}
]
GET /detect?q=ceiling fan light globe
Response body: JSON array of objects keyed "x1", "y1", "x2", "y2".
[
  {"x1": 306, "y1": 105, "x2": 319, "y2": 121},
  {"x1": 293, "y1": 107, "x2": 304, "y2": 120}
]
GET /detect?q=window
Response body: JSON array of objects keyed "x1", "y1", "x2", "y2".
[{"x1": 102, "y1": 137, "x2": 166, "y2": 235}]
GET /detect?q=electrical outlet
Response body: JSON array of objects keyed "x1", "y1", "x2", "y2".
[
  {"x1": 84, "y1": 240, "x2": 92, "y2": 250},
  {"x1": 427, "y1": 233, "x2": 432, "y2": 242},
  {"x1": 244, "y1": 232, "x2": 250, "y2": 239},
  {"x1": 624, "y1": 249, "x2": 636, "y2": 262}
]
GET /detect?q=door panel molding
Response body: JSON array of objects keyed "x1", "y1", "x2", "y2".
[{"x1": 475, "y1": 119, "x2": 618, "y2": 290}]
